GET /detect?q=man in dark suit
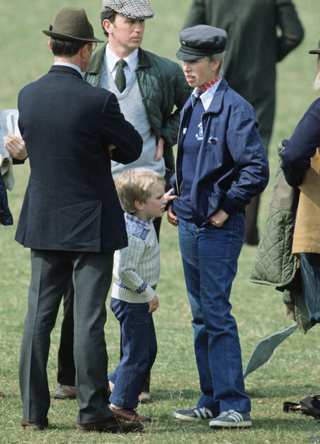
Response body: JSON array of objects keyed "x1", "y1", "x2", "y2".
[{"x1": 16, "y1": 7, "x2": 143, "y2": 434}]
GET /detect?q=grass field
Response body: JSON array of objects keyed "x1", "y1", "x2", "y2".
[{"x1": 1, "y1": 0, "x2": 320, "y2": 443}]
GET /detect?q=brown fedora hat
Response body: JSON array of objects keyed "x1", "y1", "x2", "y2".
[
  {"x1": 43, "y1": 7, "x2": 104, "y2": 43},
  {"x1": 309, "y1": 39, "x2": 320, "y2": 54}
]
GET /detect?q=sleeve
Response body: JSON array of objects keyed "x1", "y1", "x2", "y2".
[
  {"x1": 159, "y1": 65, "x2": 191, "y2": 149},
  {"x1": 183, "y1": 0, "x2": 207, "y2": 29},
  {"x1": 12, "y1": 159, "x2": 25, "y2": 165},
  {"x1": 275, "y1": 0, "x2": 304, "y2": 62},
  {"x1": 100, "y1": 92, "x2": 143, "y2": 164},
  {"x1": 116, "y1": 235, "x2": 156, "y2": 301},
  {"x1": 221, "y1": 102, "x2": 270, "y2": 215},
  {"x1": 170, "y1": 172, "x2": 178, "y2": 195},
  {"x1": 280, "y1": 100, "x2": 320, "y2": 187}
]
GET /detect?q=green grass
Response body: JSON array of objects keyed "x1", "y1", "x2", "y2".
[{"x1": 1, "y1": 0, "x2": 320, "y2": 442}]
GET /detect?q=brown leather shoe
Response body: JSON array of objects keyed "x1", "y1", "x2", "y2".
[
  {"x1": 77, "y1": 416, "x2": 143, "y2": 433},
  {"x1": 0, "y1": 391, "x2": 3, "y2": 398},
  {"x1": 21, "y1": 418, "x2": 49, "y2": 430},
  {"x1": 110, "y1": 405, "x2": 151, "y2": 422},
  {"x1": 54, "y1": 384, "x2": 76, "y2": 399}
]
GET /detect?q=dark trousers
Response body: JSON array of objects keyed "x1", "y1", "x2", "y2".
[
  {"x1": 57, "y1": 216, "x2": 162, "y2": 392},
  {"x1": 244, "y1": 195, "x2": 260, "y2": 245},
  {"x1": 57, "y1": 277, "x2": 76, "y2": 386},
  {"x1": 20, "y1": 249, "x2": 114, "y2": 424}
]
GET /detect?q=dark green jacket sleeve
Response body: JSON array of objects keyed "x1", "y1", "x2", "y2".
[{"x1": 275, "y1": 0, "x2": 304, "y2": 62}]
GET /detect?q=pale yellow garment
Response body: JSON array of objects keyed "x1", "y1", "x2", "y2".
[{"x1": 292, "y1": 147, "x2": 320, "y2": 254}]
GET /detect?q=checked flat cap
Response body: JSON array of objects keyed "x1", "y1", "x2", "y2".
[{"x1": 102, "y1": 0, "x2": 154, "y2": 20}]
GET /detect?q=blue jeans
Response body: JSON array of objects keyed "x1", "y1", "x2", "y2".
[
  {"x1": 178, "y1": 214, "x2": 251, "y2": 413},
  {"x1": 300, "y1": 253, "x2": 320, "y2": 323},
  {"x1": 108, "y1": 299, "x2": 157, "y2": 408}
]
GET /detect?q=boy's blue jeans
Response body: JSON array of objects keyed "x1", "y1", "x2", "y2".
[
  {"x1": 108, "y1": 298, "x2": 157, "y2": 408},
  {"x1": 177, "y1": 213, "x2": 251, "y2": 414}
]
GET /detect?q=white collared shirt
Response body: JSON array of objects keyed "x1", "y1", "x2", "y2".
[
  {"x1": 106, "y1": 45, "x2": 138, "y2": 86},
  {"x1": 192, "y1": 77, "x2": 223, "y2": 111},
  {"x1": 54, "y1": 62, "x2": 82, "y2": 75}
]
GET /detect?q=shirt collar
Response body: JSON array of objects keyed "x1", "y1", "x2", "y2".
[
  {"x1": 106, "y1": 45, "x2": 139, "y2": 73},
  {"x1": 192, "y1": 77, "x2": 222, "y2": 111},
  {"x1": 125, "y1": 212, "x2": 150, "y2": 230},
  {"x1": 54, "y1": 62, "x2": 82, "y2": 75}
]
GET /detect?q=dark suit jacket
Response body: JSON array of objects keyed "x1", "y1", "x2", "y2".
[{"x1": 16, "y1": 65, "x2": 142, "y2": 253}]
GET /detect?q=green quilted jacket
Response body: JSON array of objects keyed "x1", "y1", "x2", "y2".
[
  {"x1": 83, "y1": 45, "x2": 192, "y2": 185},
  {"x1": 250, "y1": 145, "x2": 314, "y2": 333}
]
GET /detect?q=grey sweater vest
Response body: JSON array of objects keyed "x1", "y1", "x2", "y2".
[{"x1": 99, "y1": 58, "x2": 165, "y2": 177}]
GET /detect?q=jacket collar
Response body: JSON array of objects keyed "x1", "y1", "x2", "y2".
[
  {"x1": 185, "y1": 77, "x2": 228, "y2": 115},
  {"x1": 49, "y1": 64, "x2": 83, "y2": 79},
  {"x1": 85, "y1": 43, "x2": 151, "y2": 75}
]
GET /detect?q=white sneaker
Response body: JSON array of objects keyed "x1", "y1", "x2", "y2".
[
  {"x1": 174, "y1": 405, "x2": 216, "y2": 421},
  {"x1": 209, "y1": 410, "x2": 252, "y2": 428}
]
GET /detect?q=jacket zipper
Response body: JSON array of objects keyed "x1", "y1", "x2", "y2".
[{"x1": 175, "y1": 107, "x2": 185, "y2": 196}]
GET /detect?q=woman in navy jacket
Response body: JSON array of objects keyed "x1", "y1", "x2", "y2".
[{"x1": 167, "y1": 26, "x2": 269, "y2": 428}]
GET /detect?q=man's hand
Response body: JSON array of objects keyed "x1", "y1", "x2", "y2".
[
  {"x1": 148, "y1": 295, "x2": 159, "y2": 313},
  {"x1": 6, "y1": 134, "x2": 27, "y2": 160},
  {"x1": 208, "y1": 209, "x2": 229, "y2": 228},
  {"x1": 154, "y1": 137, "x2": 164, "y2": 162},
  {"x1": 167, "y1": 203, "x2": 178, "y2": 227},
  {"x1": 108, "y1": 143, "x2": 116, "y2": 158}
]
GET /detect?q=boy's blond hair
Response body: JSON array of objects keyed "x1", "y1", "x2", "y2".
[{"x1": 115, "y1": 168, "x2": 166, "y2": 214}]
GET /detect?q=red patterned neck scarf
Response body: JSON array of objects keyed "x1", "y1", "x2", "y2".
[{"x1": 198, "y1": 76, "x2": 221, "y2": 93}]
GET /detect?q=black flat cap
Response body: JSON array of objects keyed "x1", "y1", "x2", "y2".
[{"x1": 176, "y1": 25, "x2": 227, "y2": 61}]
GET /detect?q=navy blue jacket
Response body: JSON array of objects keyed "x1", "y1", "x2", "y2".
[
  {"x1": 16, "y1": 65, "x2": 142, "y2": 253},
  {"x1": 171, "y1": 78, "x2": 269, "y2": 227},
  {"x1": 281, "y1": 97, "x2": 320, "y2": 187}
]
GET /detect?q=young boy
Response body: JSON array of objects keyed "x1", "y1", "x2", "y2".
[{"x1": 108, "y1": 168, "x2": 174, "y2": 423}]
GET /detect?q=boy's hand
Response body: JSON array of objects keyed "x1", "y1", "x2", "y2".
[
  {"x1": 148, "y1": 295, "x2": 159, "y2": 313},
  {"x1": 164, "y1": 188, "x2": 177, "y2": 203},
  {"x1": 108, "y1": 143, "x2": 116, "y2": 158}
]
